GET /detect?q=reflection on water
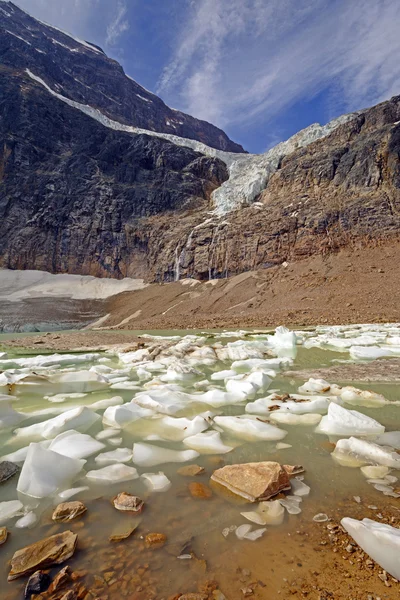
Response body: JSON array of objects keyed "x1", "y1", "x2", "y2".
[{"x1": 0, "y1": 327, "x2": 399, "y2": 598}]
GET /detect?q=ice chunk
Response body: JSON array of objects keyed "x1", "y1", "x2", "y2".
[
  {"x1": 317, "y1": 403, "x2": 385, "y2": 437},
  {"x1": 108, "y1": 437, "x2": 122, "y2": 446},
  {"x1": 95, "y1": 448, "x2": 133, "y2": 465},
  {"x1": 141, "y1": 472, "x2": 171, "y2": 492},
  {"x1": 341, "y1": 518, "x2": 400, "y2": 580},
  {"x1": 46, "y1": 393, "x2": 87, "y2": 404},
  {"x1": 1, "y1": 445, "x2": 31, "y2": 464},
  {"x1": 280, "y1": 396, "x2": 332, "y2": 415},
  {"x1": 86, "y1": 464, "x2": 139, "y2": 483},
  {"x1": 241, "y1": 499, "x2": 285, "y2": 526},
  {"x1": 375, "y1": 431, "x2": 400, "y2": 450},
  {"x1": 235, "y1": 523, "x2": 266, "y2": 540},
  {"x1": 160, "y1": 364, "x2": 199, "y2": 382},
  {"x1": 210, "y1": 370, "x2": 237, "y2": 381},
  {"x1": 155, "y1": 415, "x2": 209, "y2": 441},
  {"x1": 0, "y1": 401, "x2": 25, "y2": 429},
  {"x1": 102, "y1": 403, "x2": 153, "y2": 428},
  {"x1": 15, "y1": 511, "x2": 37, "y2": 529},
  {"x1": 50, "y1": 370, "x2": 110, "y2": 393},
  {"x1": 270, "y1": 412, "x2": 322, "y2": 426},
  {"x1": 225, "y1": 378, "x2": 257, "y2": 399},
  {"x1": 246, "y1": 395, "x2": 284, "y2": 415},
  {"x1": 57, "y1": 486, "x2": 89, "y2": 500},
  {"x1": 349, "y1": 346, "x2": 392, "y2": 360},
  {"x1": 0, "y1": 500, "x2": 23, "y2": 524},
  {"x1": 195, "y1": 389, "x2": 245, "y2": 408},
  {"x1": 298, "y1": 378, "x2": 333, "y2": 394},
  {"x1": 279, "y1": 496, "x2": 302, "y2": 514},
  {"x1": 49, "y1": 430, "x2": 105, "y2": 459},
  {"x1": 132, "y1": 443, "x2": 199, "y2": 467},
  {"x1": 183, "y1": 431, "x2": 233, "y2": 454},
  {"x1": 332, "y1": 437, "x2": 400, "y2": 468},
  {"x1": 213, "y1": 416, "x2": 287, "y2": 441},
  {"x1": 133, "y1": 390, "x2": 189, "y2": 415},
  {"x1": 90, "y1": 396, "x2": 124, "y2": 410},
  {"x1": 269, "y1": 326, "x2": 297, "y2": 349},
  {"x1": 15, "y1": 407, "x2": 100, "y2": 440},
  {"x1": 232, "y1": 358, "x2": 289, "y2": 372},
  {"x1": 276, "y1": 442, "x2": 292, "y2": 450},
  {"x1": 17, "y1": 443, "x2": 85, "y2": 498},
  {"x1": 290, "y1": 478, "x2": 310, "y2": 496},
  {"x1": 361, "y1": 465, "x2": 390, "y2": 479},
  {"x1": 245, "y1": 371, "x2": 272, "y2": 392},
  {"x1": 96, "y1": 429, "x2": 120, "y2": 440},
  {"x1": 313, "y1": 513, "x2": 329, "y2": 522},
  {"x1": 340, "y1": 387, "x2": 387, "y2": 408}
]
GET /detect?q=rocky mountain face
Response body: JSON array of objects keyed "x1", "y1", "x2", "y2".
[
  {"x1": 0, "y1": 1, "x2": 399, "y2": 282},
  {"x1": 0, "y1": 1, "x2": 244, "y2": 152}
]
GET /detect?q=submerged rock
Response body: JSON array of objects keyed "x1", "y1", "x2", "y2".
[
  {"x1": 211, "y1": 462, "x2": 291, "y2": 502},
  {"x1": 189, "y1": 482, "x2": 213, "y2": 499},
  {"x1": 145, "y1": 532, "x2": 167, "y2": 548},
  {"x1": 112, "y1": 492, "x2": 144, "y2": 513},
  {"x1": 8, "y1": 531, "x2": 78, "y2": 581},
  {"x1": 109, "y1": 524, "x2": 138, "y2": 542},
  {"x1": 177, "y1": 465, "x2": 205, "y2": 477},
  {"x1": 0, "y1": 461, "x2": 19, "y2": 483},
  {"x1": 25, "y1": 570, "x2": 51, "y2": 599},
  {"x1": 0, "y1": 526, "x2": 8, "y2": 545},
  {"x1": 52, "y1": 501, "x2": 87, "y2": 522}
]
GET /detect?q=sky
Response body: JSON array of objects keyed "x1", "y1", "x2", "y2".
[{"x1": 14, "y1": 0, "x2": 400, "y2": 153}]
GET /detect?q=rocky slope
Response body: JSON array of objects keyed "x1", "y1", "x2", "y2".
[{"x1": 0, "y1": 1, "x2": 244, "y2": 152}]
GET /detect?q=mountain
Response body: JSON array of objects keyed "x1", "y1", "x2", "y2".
[
  {"x1": 0, "y1": 1, "x2": 244, "y2": 152},
  {"x1": 0, "y1": 1, "x2": 399, "y2": 284}
]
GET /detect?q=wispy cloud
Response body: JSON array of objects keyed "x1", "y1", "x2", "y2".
[
  {"x1": 157, "y1": 0, "x2": 400, "y2": 129},
  {"x1": 105, "y1": 0, "x2": 129, "y2": 47}
]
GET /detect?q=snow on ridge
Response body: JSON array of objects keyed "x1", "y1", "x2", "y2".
[
  {"x1": 5, "y1": 29, "x2": 31, "y2": 44},
  {"x1": 25, "y1": 69, "x2": 359, "y2": 215}
]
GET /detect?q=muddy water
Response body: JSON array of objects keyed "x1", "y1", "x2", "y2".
[{"x1": 0, "y1": 333, "x2": 399, "y2": 599}]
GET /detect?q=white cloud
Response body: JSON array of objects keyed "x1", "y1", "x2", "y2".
[
  {"x1": 157, "y1": 0, "x2": 400, "y2": 129},
  {"x1": 105, "y1": 0, "x2": 129, "y2": 46}
]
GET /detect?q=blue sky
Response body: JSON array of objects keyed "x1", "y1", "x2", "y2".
[{"x1": 16, "y1": 0, "x2": 400, "y2": 153}]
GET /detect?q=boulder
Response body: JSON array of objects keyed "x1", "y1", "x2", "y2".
[
  {"x1": 8, "y1": 531, "x2": 78, "y2": 581},
  {"x1": 0, "y1": 461, "x2": 19, "y2": 483},
  {"x1": 210, "y1": 461, "x2": 291, "y2": 502},
  {"x1": 112, "y1": 493, "x2": 144, "y2": 513},
  {"x1": 52, "y1": 501, "x2": 87, "y2": 522}
]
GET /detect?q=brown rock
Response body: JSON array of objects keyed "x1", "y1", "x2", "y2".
[
  {"x1": 0, "y1": 526, "x2": 8, "y2": 545},
  {"x1": 48, "y1": 566, "x2": 71, "y2": 594},
  {"x1": 188, "y1": 482, "x2": 213, "y2": 499},
  {"x1": 283, "y1": 465, "x2": 305, "y2": 477},
  {"x1": 145, "y1": 533, "x2": 167, "y2": 549},
  {"x1": 179, "y1": 595, "x2": 207, "y2": 600},
  {"x1": 177, "y1": 465, "x2": 205, "y2": 477},
  {"x1": 109, "y1": 524, "x2": 138, "y2": 542},
  {"x1": 112, "y1": 493, "x2": 144, "y2": 513},
  {"x1": 24, "y1": 570, "x2": 51, "y2": 599},
  {"x1": 60, "y1": 591, "x2": 76, "y2": 600},
  {"x1": 210, "y1": 461, "x2": 291, "y2": 502},
  {"x1": 52, "y1": 501, "x2": 87, "y2": 523},
  {"x1": 8, "y1": 531, "x2": 78, "y2": 581}
]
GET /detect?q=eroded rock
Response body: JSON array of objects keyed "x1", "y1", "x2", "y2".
[
  {"x1": 189, "y1": 482, "x2": 213, "y2": 499},
  {"x1": 112, "y1": 492, "x2": 144, "y2": 513},
  {"x1": 145, "y1": 533, "x2": 167, "y2": 548},
  {"x1": 25, "y1": 570, "x2": 51, "y2": 599},
  {"x1": 0, "y1": 461, "x2": 19, "y2": 484},
  {"x1": 0, "y1": 526, "x2": 8, "y2": 545},
  {"x1": 52, "y1": 501, "x2": 87, "y2": 523},
  {"x1": 211, "y1": 461, "x2": 291, "y2": 502},
  {"x1": 177, "y1": 465, "x2": 205, "y2": 477}
]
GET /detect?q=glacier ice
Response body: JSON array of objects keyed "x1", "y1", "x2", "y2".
[
  {"x1": 102, "y1": 403, "x2": 153, "y2": 428},
  {"x1": 183, "y1": 431, "x2": 233, "y2": 454},
  {"x1": 317, "y1": 403, "x2": 385, "y2": 437},
  {"x1": 141, "y1": 472, "x2": 171, "y2": 492},
  {"x1": 213, "y1": 415, "x2": 287, "y2": 441},
  {"x1": 241, "y1": 500, "x2": 285, "y2": 526},
  {"x1": 95, "y1": 448, "x2": 133, "y2": 465},
  {"x1": 15, "y1": 406, "x2": 100, "y2": 440},
  {"x1": 270, "y1": 412, "x2": 322, "y2": 426},
  {"x1": 132, "y1": 443, "x2": 199, "y2": 467},
  {"x1": 0, "y1": 500, "x2": 24, "y2": 524},
  {"x1": 48, "y1": 430, "x2": 105, "y2": 459},
  {"x1": 86, "y1": 464, "x2": 139, "y2": 483},
  {"x1": 332, "y1": 437, "x2": 400, "y2": 468}
]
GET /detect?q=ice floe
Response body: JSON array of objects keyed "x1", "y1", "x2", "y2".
[
  {"x1": 86, "y1": 464, "x2": 139, "y2": 483},
  {"x1": 332, "y1": 437, "x2": 400, "y2": 468},
  {"x1": 15, "y1": 406, "x2": 100, "y2": 440},
  {"x1": 183, "y1": 431, "x2": 233, "y2": 454},
  {"x1": 132, "y1": 443, "x2": 199, "y2": 467},
  {"x1": 316, "y1": 403, "x2": 385, "y2": 437},
  {"x1": 213, "y1": 416, "x2": 287, "y2": 441},
  {"x1": 141, "y1": 472, "x2": 171, "y2": 492},
  {"x1": 95, "y1": 448, "x2": 133, "y2": 465},
  {"x1": 48, "y1": 430, "x2": 105, "y2": 459},
  {"x1": 0, "y1": 500, "x2": 24, "y2": 524}
]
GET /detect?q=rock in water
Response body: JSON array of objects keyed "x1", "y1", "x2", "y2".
[
  {"x1": 341, "y1": 517, "x2": 400, "y2": 580},
  {"x1": 177, "y1": 465, "x2": 205, "y2": 477},
  {"x1": 145, "y1": 533, "x2": 167, "y2": 548},
  {"x1": 0, "y1": 461, "x2": 19, "y2": 483},
  {"x1": 0, "y1": 526, "x2": 8, "y2": 545},
  {"x1": 211, "y1": 462, "x2": 291, "y2": 502},
  {"x1": 8, "y1": 531, "x2": 78, "y2": 581},
  {"x1": 188, "y1": 482, "x2": 213, "y2": 499},
  {"x1": 52, "y1": 501, "x2": 87, "y2": 522},
  {"x1": 25, "y1": 570, "x2": 51, "y2": 599},
  {"x1": 112, "y1": 493, "x2": 144, "y2": 513}
]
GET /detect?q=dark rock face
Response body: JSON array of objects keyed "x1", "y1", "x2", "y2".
[
  {"x1": 0, "y1": 1, "x2": 244, "y2": 153},
  {"x1": 0, "y1": 461, "x2": 19, "y2": 483},
  {"x1": 25, "y1": 570, "x2": 51, "y2": 599},
  {"x1": 0, "y1": 69, "x2": 228, "y2": 277}
]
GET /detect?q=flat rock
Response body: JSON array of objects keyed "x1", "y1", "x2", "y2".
[
  {"x1": 109, "y1": 524, "x2": 138, "y2": 542},
  {"x1": 25, "y1": 570, "x2": 51, "y2": 599},
  {"x1": 188, "y1": 482, "x2": 213, "y2": 499},
  {"x1": 0, "y1": 461, "x2": 19, "y2": 483},
  {"x1": 112, "y1": 492, "x2": 144, "y2": 513},
  {"x1": 52, "y1": 501, "x2": 87, "y2": 523},
  {"x1": 177, "y1": 465, "x2": 205, "y2": 477},
  {"x1": 283, "y1": 465, "x2": 305, "y2": 477},
  {"x1": 0, "y1": 526, "x2": 8, "y2": 545},
  {"x1": 145, "y1": 533, "x2": 167, "y2": 548},
  {"x1": 211, "y1": 461, "x2": 291, "y2": 502},
  {"x1": 8, "y1": 531, "x2": 78, "y2": 581}
]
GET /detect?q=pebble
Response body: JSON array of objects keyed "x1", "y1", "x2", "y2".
[{"x1": 145, "y1": 533, "x2": 167, "y2": 549}]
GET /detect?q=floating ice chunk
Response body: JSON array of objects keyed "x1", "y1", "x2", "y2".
[
  {"x1": 95, "y1": 429, "x2": 120, "y2": 440},
  {"x1": 269, "y1": 326, "x2": 297, "y2": 349},
  {"x1": 341, "y1": 518, "x2": 400, "y2": 580},
  {"x1": 290, "y1": 478, "x2": 311, "y2": 496},
  {"x1": 210, "y1": 370, "x2": 237, "y2": 381},
  {"x1": 0, "y1": 353, "x2": 100, "y2": 370},
  {"x1": 246, "y1": 395, "x2": 284, "y2": 415},
  {"x1": 156, "y1": 415, "x2": 210, "y2": 441},
  {"x1": 133, "y1": 390, "x2": 189, "y2": 415},
  {"x1": 1, "y1": 445, "x2": 31, "y2": 464},
  {"x1": 375, "y1": 431, "x2": 400, "y2": 450},
  {"x1": 232, "y1": 358, "x2": 290, "y2": 372},
  {"x1": 241, "y1": 500, "x2": 285, "y2": 526},
  {"x1": 46, "y1": 393, "x2": 87, "y2": 404},
  {"x1": 15, "y1": 407, "x2": 100, "y2": 440},
  {"x1": 90, "y1": 396, "x2": 124, "y2": 410},
  {"x1": 235, "y1": 524, "x2": 252, "y2": 539},
  {"x1": 213, "y1": 416, "x2": 287, "y2": 441},
  {"x1": 332, "y1": 437, "x2": 400, "y2": 468},
  {"x1": 270, "y1": 412, "x2": 322, "y2": 426},
  {"x1": 50, "y1": 370, "x2": 110, "y2": 393},
  {"x1": 313, "y1": 513, "x2": 329, "y2": 522},
  {"x1": 183, "y1": 431, "x2": 233, "y2": 454},
  {"x1": 132, "y1": 443, "x2": 199, "y2": 467},
  {"x1": 281, "y1": 396, "x2": 332, "y2": 415},
  {"x1": 361, "y1": 465, "x2": 390, "y2": 479},
  {"x1": 245, "y1": 371, "x2": 272, "y2": 392},
  {"x1": 15, "y1": 511, "x2": 37, "y2": 529},
  {"x1": 57, "y1": 486, "x2": 89, "y2": 500},
  {"x1": 0, "y1": 500, "x2": 23, "y2": 524},
  {"x1": 340, "y1": 387, "x2": 387, "y2": 408},
  {"x1": 86, "y1": 464, "x2": 139, "y2": 483},
  {"x1": 349, "y1": 346, "x2": 391, "y2": 360},
  {"x1": 225, "y1": 379, "x2": 257, "y2": 399},
  {"x1": 160, "y1": 364, "x2": 199, "y2": 382},
  {"x1": 279, "y1": 496, "x2": 302, "y2": 514},
  {"x1": 0, "y1": 401, "x2": 25, "y2": 429},
  {"x1": 298, "y1": 378, "x2": 333, "y2": 394},
  {"x1": 49, "y1": 430, "x2": 105, "y2": 459},
  {"x1": 195, "y1": 389, "x2": 245, "y2": 408},
  {"x1": 17, "y1": 443, "x2": 85, "y2": 498},
  {"x1": 276, "y1": 442, "x2": 292, "y2": 450},
  {"x1": 110, "y1": 381, "x2": 141, "y2": 391},
  {"x1": 242, "y1": 527, "x2": 267, "y2": 541},
  {"x1": 317, "y1": 403, "x2": 385, "y2": 437},
  {"x1": 102, "y1": 403, "x2": 153, "y2": 428},
  {"x1": 95, "y1": 448, "x2": 133, "y2": 465},
  {"x1": 141, "y1": 472, "x2": 171, "y2": 492}
]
